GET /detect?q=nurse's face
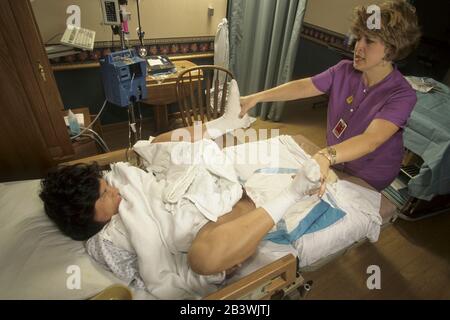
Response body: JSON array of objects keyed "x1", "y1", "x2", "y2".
[
  {"x1": 94, "y1": 179, "x2": 121, "y2": 223},
  {"x1": 353, "y1": 34, "x2": 388, "y2": 71}
]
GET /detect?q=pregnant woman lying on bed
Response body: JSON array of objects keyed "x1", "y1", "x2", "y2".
[{"x1": 39, "y1": 80, "x2": 323, "y2": 299}]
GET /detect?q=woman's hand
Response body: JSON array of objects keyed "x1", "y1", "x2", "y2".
[
  {"x1": 312, "y1": 153, "x2": 331, "y2": 197},
  {"x1": 239, "y1": 94, "x2": 260, "y2": 118}
]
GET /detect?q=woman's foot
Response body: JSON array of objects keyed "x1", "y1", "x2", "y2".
[{"x1": 206, "y1": 80, "x2": 256, "y2": 139}]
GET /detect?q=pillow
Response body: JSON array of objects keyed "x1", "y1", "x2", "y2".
[{"x1": 0, "y1": 179, "x2": 122, "y2": 299}]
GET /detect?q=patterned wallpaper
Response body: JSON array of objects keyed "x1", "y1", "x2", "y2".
[
  {"x1": 50, "y1": 24, "x2": 351, "y2": 65},
  {"x1": 49, "y1": 36, "x2": 214, "y2": 65},
  {"x1": 300, "y1": 23, "x2": 353, "y2": 58}
]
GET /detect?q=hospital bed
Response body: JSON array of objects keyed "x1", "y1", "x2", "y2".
[{"x1": 0, "y1": 134, "x2": 397, "y2": 300}]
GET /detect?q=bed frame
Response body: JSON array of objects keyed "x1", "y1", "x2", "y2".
[{"x1": 67, "y1": 134, "x2": 397, "y2": 300}]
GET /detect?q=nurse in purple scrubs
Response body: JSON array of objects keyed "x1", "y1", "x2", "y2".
[{"x1": 240, "y1": 0, "x2": 421, "y2": 195}]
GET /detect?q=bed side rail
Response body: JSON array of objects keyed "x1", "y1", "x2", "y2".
[
  {"x1": 203, "y1": 254, "x2": 299, "y2": 300},
  {"x1": 61, "y1": 149, "x2": 131, "y2": 166}
]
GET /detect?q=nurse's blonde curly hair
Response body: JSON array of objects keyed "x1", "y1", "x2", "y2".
[{"x1": 350, "y1": 0, "x2": 421, "y2": 61}]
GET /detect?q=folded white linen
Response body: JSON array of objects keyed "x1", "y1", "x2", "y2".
[{"x1": 134, "y1": 138, "x2": 243, "y2": 221}]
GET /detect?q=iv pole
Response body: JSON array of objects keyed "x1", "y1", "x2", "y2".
[
  {"x1": 136, "y1": 0, "x2": 147, "y2": 57},
  {"x1": 115, "y1": 1, "x2": 143, "y2": 155}
]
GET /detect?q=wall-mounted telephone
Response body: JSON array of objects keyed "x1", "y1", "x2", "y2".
[{"x1": 60, "y1": 25, "x2": 96, "y2": 51}]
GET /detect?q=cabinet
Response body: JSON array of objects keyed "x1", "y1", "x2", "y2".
[
  {"x1": 61, "y1": 107, "x2": 104, "y2": 160},
  {"x1": 0, "y1": 0, "x2": 73, "y2": 181},
  {"x1": 382, "y1": 150, "x2": 450, "y2": 221}
]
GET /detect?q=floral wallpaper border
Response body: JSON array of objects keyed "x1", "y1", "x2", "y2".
[
  {"x1": 300, "y1": 23, "x2": 352, "y2": 55},
  {"x1": 50, "y1": 36, "x2": 215, "y2": 65}
]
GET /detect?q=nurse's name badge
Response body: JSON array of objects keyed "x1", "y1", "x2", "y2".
[
  {"x1": 333, "y1": 118, "x2": 347, "y2": 139},
  {"x1": 346, "y1": 95, "x2": 353, "y2": 105}
]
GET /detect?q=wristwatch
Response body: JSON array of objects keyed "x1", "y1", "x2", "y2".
[
  {"x1": 318, "y1": 150, "x2": 333, "y2": 166},
  {"x1": 318, "y1": 147, "x2": 337, "y2": 166}
]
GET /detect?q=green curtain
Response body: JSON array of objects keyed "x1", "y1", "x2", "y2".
[{"x1": 228, "y1": 0, "x2": 307, "y2": 121}]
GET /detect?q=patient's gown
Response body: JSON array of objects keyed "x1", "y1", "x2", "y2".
[{"x1": 86, "y1": 213, "x2": 226, "y2": 292}]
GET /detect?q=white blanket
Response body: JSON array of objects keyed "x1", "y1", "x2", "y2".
[{"x1": 103, "y1": 139, "x2": 243, "y2": 299}]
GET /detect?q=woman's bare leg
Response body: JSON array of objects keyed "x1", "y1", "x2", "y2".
[{"x1": 187, "y1": 196, "x2": 279, "y2": 276}]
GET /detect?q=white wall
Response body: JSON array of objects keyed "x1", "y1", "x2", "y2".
[
  {"x1": 304, "y1": 0, "x2": 384, "y2": 34},
  {"x1": 31, "y1": 0, "x2": 227, "y2": 43}
]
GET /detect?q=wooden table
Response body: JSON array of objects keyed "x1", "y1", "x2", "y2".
[{"x1": 142, "y1": 60, "x2": 200, "y2": 133}]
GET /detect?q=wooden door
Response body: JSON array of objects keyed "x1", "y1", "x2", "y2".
[{"x1": 0, "y1": 0, "x2": 73, "y2": 181}]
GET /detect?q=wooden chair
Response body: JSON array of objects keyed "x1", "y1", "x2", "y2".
[{"x1": 175, "y1": 65, "x2": 234, "y2": 127}]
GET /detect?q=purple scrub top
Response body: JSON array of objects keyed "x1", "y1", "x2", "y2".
[{"x1": 311, "y1": 60, "x2": 417, "y2": 190}]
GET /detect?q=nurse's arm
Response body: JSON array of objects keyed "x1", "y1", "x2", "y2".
[
  {"x1": 251, "y1": 78, "x2": 324, "y2": 102},
  {"x1": 328, "y1": 119, "x2": 400, "y2": 164},
  {"x1": 239, "y1": 78, "x2": 323, "y2": 117},
  {"x1": 240, "y1": 78, "x2": 324, "y2": 116}
]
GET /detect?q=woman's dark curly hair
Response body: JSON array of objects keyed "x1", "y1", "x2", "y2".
[{"x1": 39, "y1": 163, "x2": 106, "y2": 241}]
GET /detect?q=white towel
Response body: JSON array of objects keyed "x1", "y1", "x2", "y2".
[
  {"x1": 163, "y1": 165, "x2": 199, "y2": 204},
  {"x1": 134, "y1": 138, "x2": 242, "y2": 221}
]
